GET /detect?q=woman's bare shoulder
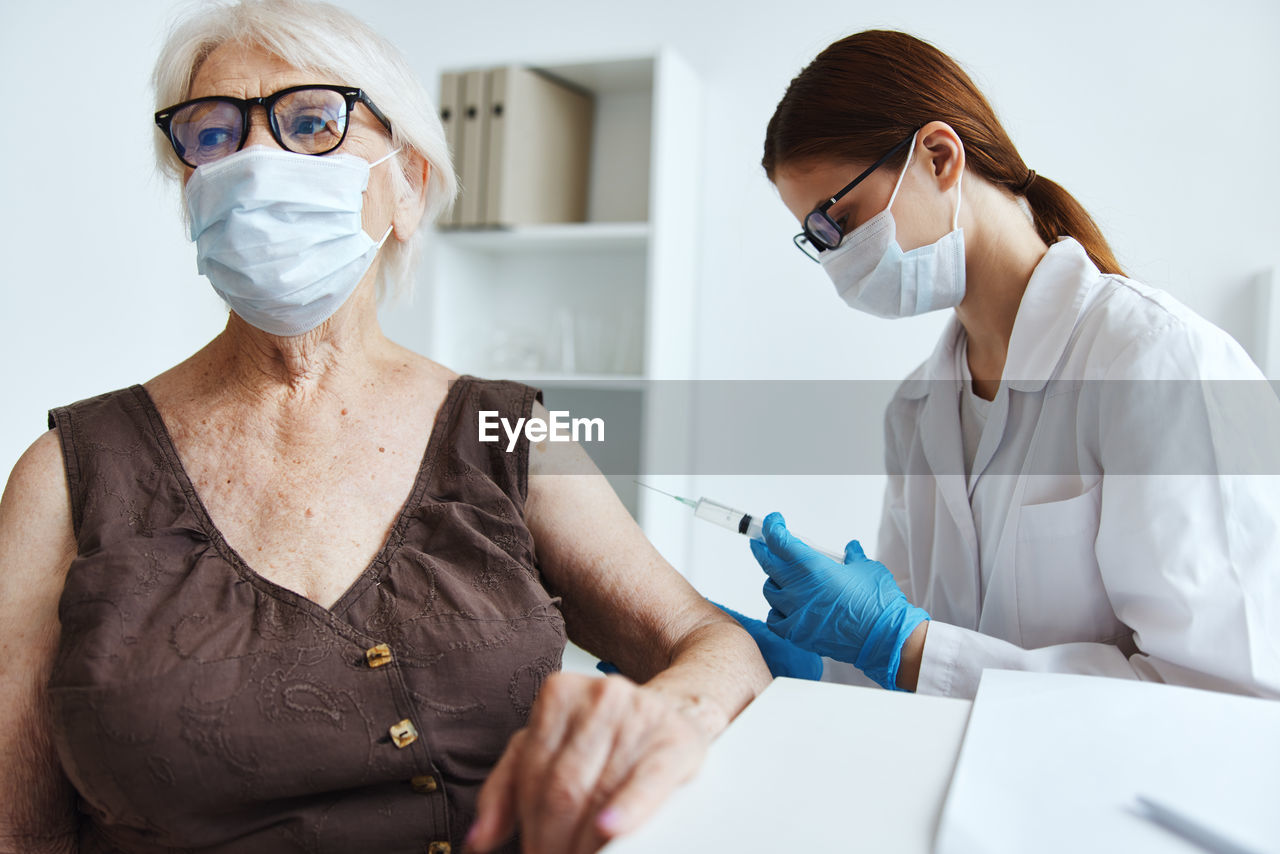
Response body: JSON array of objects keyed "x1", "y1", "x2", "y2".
[
  {"x1": 374, "y1": 347, "x2": 464, "y2": 417},
  {"x1": 1, "y1": 430, "x2": 75, "y2": 595},
  {"x1": 383, "y1": 343, "x2": 460, "y2": 385}
]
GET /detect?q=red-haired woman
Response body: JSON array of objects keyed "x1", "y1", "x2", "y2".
[{"x1": 748, "y1": 30, "x2": 1280, "y2": 699}]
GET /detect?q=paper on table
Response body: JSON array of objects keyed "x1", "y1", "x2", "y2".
[
  {"x1": 934, "y1": 670, "x2": 1280, "y2": 854},
  {"x1": 604, "y1": 678, "x2": 971, "y2": 854}
]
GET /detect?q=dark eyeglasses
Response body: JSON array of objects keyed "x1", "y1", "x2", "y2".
[
  {"x1": 155, "y1": 84, "x2": 393, "y2": 169},
  {"x1": 793, "y1": 129, "x2": 918, "y2": 263}
]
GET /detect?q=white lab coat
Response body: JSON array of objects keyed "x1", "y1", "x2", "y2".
[{"x1": 875, "y1": 237, "x2": 1280, "y2": 699}]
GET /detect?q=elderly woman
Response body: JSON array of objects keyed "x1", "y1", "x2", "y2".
[{"x1": 0, "y1": 1, "x2": 769, "y2": 852}]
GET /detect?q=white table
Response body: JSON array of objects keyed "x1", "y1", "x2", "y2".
[{"x1": 604, "y1": 678, "x2": 972, "y2": 853}]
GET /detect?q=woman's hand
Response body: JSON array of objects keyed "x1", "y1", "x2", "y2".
[
  {"x1": 466, "y1": 672, "x2": 713, "y2": 854},
  {"x1": 482, "y1": 411, "x2": 770, "y2": 851}
]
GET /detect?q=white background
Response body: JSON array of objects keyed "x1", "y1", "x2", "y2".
[{"x1": 2, "y1": 0, "x2": 1277, "y2": 616}]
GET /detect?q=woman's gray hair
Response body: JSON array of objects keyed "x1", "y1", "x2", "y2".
[{"x1": 152, "y1": 0, "x2": 456, "y2": 300}]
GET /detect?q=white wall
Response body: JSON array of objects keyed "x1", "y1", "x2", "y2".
[{"x1": 3, "y1": 0, "x2": 1277, "y2": 615}]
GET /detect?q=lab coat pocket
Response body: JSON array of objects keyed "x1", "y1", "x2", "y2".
[{"x1": 1014, "y1": 482, "x2": 1119, "y2": 647}]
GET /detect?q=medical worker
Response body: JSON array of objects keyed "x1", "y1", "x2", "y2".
[{"x1": 747, "y1": 30, "x2": 1280, "y2": 698}]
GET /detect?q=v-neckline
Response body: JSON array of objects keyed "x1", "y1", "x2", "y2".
[{"x1": 132, "y1": 376, "x2": 471, "y2": 626}]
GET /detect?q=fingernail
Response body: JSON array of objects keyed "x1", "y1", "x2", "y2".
[
  {"x1": 597, "y1": 807, "x2": 625, "y2": 834},
  {"x1": 464, "y1": 824, "x2": 482, "y2": 851}
]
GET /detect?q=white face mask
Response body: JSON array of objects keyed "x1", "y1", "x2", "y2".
[
  {"x1": 819, "y1": 132, "x2": 966, "y2": 318},
  {"x1": 185, "y1": 145, "x2": 400, "y2": 337}
]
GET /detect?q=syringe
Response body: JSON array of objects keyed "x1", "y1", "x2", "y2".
[{"x1": 636, "y1": 482, "x2": 845, "y2": 563}]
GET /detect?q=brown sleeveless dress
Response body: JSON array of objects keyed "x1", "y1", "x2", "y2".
[{"x1": 46, "y1": 376, "x2": 567, "y2": 853}]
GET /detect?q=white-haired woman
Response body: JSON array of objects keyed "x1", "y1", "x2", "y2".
[{"x1": 0, "y1": 2, "x2": 769, "y2": 853}]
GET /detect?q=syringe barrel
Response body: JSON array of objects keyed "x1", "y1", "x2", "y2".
[
  {"x1": 694, "y1": 495, "x2": 846, "y2": 562},
  {"x1": 693, "y1": 498, "x2": 753, "y2": 535}
]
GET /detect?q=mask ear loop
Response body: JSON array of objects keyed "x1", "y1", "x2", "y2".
[
  {"x1": 368, "y1": 146, "x2": 402, "y2": 251},
  {"x1": 885, "y1": 132, "x2": 964, "y2": 232},
  {"x1": 885, "y1": 131, "x2": 919, "y2": 212},
  {"x1": 369, "y1": 146, "x2": 403, "y2": 169},
  {"x1": 369, "y1": 145, "x2": 402, "y2": 251}
]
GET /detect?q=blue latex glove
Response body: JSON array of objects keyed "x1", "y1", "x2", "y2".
[
  {"x1": 749, "y1": 512, "x2": 929, "y2": 690},
  {"x1": 594, "y1": 600, "x2": 823, "y2": 680}
]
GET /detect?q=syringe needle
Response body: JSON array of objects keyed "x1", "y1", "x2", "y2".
[{"x1": 633, "y1": 480, "x2": 698, "y2": 508}]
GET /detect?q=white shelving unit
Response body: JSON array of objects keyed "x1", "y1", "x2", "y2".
[{"x1": 405, "y1": 50, "x2": 701, "y2": 574}]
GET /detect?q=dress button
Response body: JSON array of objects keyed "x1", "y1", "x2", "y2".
[
  {"x1": 389, "y1": 719, "x2": 419, "y2": 748},
  {"x1": 410, "y1": 774, "x2": 439, "y2": 794},
  {"x1": 428, "y1": 843, "x2": 451, "y2": 854},
  {"x1": 366, "y1": 643, "x2": 393, "y2": 668}
]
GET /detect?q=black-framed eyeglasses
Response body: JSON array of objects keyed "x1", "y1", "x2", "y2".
[
  {"x1": 155, "y1": 84, "x2": 393, "y2": 169},
  {"x1": 793, "y1": 129, "x2": 918, "y2": 263}
]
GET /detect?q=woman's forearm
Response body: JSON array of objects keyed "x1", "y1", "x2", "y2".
[
  {"x1": 641, "y1": 618, "x2": 771, "y2": 739},
  {"x1": 895, "y1": 620, "x2": 929, "y2": 692}
]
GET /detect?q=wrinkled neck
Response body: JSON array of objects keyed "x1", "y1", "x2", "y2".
[{"x1": 213, "y1": 279, "x2": 386, "y2": 398}]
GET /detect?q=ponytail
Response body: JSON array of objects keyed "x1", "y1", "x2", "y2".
[
  {"x1": 763, "y1": 31, "x2": 1125, "y2": 277},
  {"x1": 1022, "y1": 174, "x2": 1123, "y2": 275}
]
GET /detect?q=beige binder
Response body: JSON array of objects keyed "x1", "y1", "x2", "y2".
[
  {"x1": 438, "y1": 72, "x2": 462, "y2": 227},
  {"x1": 484, "y1": 66, "x2": 593, "y2": 227},
  {"x1": 457, "y1": 69, "x2": 490, "y2": 227}
]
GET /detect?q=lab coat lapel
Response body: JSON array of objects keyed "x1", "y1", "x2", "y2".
[
  {"x1": 1003, "y1": 238, "x2": 1099, "y2": 393},
  {"x1": 917, "y1": 319, "x2": 982, "y2": 626},
  {"x1": 967, "y1": 238, "x2": 1099, "y2": 492},
  {"x1": 972, "y1": 239, "x2": 1103, "y2": 639},
  {"x1": 966, "y1": 387, "x2": 1009, "y2": 496}
]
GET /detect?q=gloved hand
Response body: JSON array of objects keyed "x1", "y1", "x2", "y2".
[
  {"x1": 749, "y1": 512, "x2": 929, "y2": 690},
  {"x1": 595, "y1": 600, "x2": 823, "y2": 680}
]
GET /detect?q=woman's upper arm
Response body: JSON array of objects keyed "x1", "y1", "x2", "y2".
[
  {"x1": 522, "y1": 404, "x2": 727, "y2": 680},
  {"x1": 0, "y1": 431, "x2": 79, "y2": 851}
]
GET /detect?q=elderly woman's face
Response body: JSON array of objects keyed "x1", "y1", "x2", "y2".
[{"x1": 185, "y1": 41, "x2": 399, "y2": 241}]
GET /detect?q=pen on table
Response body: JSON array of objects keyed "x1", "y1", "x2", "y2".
[{"x1": 1135, "y1": 795, "x2": 1263, "y2": 854}]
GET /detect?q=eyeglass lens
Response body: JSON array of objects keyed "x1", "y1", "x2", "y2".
[
  {"x1": 169, "y1": 88, "x2": 351, "y2": 166},
  {"x1": 804, "y1": 211, "x2": 843, "y2": 250},
  {"x1": 169, "y1": 100, "x2": 242, "y2": 165}
]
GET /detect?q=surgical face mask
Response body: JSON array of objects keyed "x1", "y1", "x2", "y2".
[
  {"x1": 820, "y1": 133, "x2": 966, "y2": 318},
  {"x1": 185, "y1": 145, "x2": 400, "y2": 337}
]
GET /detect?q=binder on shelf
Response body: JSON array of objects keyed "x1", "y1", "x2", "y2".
[
  {"x1": 457, "y1": 69, "x2": 490, "y2": 227},
  {"x1": 484, "y1": 66, "x2": 593, "y2": 227},
  {"x1": 438, "y1": 72, "x2": 462, "y2": 227}
]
